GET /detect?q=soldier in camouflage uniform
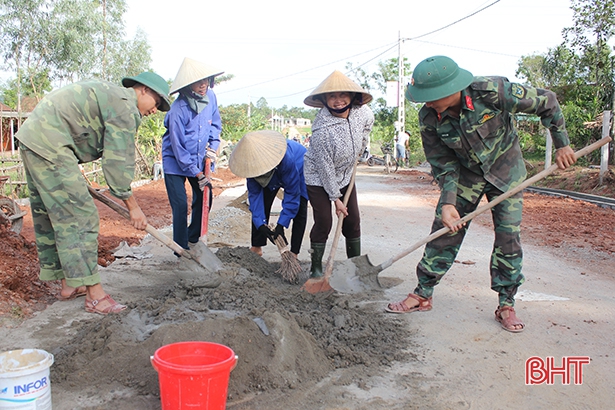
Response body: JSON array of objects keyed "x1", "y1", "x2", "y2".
[
  {"x1": 16, "y1": 72, "x2": 171, "y2": 315},
  {"x1": 385, "y1": 56, "x2": 577, "y2": 332}
]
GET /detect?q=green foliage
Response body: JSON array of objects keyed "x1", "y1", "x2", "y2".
[
  {"x1": 0, "y1": 69, "x2": 52, "y2": 108},
  {"x1": 0, "y1": 0, "x2": 151, "y2": 101},
  {"x1": 219, "y1": 104, "x2": 268, "y2": 142},
  {"x1": 136, "y1": 111, "x2": 165, "y2": 160},
  {"x1": 514, "y1": 0, "x2": 615, "y2": 162}
]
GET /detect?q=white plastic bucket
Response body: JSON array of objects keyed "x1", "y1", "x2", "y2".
[{"x1": 0, "y1": 349, "x2": 54, "y2": 410}]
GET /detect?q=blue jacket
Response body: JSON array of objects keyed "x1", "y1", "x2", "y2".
[
  {"x1": 247, "y1": 140, "x2": 308, "y2": 228},
  {"x1": 162, "y1": 88, "x2": 221, "y2": 176}
]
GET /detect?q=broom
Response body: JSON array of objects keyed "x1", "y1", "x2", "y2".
[{"x1": 269, "y1": 223, "x2": 302, "y2": 283}]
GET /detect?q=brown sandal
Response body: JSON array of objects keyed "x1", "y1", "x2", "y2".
[
  {"x1": 385, "y1": 293, "x2": 432, "y2": 314},
  {"x1": 495, "y1": 306, "x2": 525, "y2": 333},
  {"x1": 85, "y1": 295, "x2": 126, "y2": 315}
]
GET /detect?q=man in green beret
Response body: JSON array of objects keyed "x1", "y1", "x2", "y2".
[
  {"x1": 386, "y1": 56, "x2": 576, "y2": 332},
  {"x1": 16, "y1": 72, "x2": 171, "y2": 315}
]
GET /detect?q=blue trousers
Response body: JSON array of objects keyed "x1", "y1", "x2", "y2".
[{"x1": 164, "y1": 173, "x2": 203, "y2": 249}]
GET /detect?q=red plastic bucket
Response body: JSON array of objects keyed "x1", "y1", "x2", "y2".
[{"x1": 151, "y1": 341, "x2": 237, "y2": 410}]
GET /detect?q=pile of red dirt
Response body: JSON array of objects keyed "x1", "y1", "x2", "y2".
[{"x1": 0, "y1": 167, "x2": 243, "y2": 323}]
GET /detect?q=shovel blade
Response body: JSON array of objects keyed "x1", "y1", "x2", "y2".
[
  {"x1": 328, "y1": 254, "x2": 383, "y2": 293},
  {"x1": 301, "y1": 277, "x2": 333, "y2": 294},
  {"x1": 188, "y1": 241, "x2": 224, "y2": 272}
]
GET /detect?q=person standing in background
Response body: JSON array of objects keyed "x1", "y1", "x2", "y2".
[{"x1": 395, "y1": 130, "x2": 410, "y2": 167}]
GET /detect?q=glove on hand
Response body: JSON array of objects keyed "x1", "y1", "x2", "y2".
[
  {"x1": 197, "y1": 173, "x2": 211, "y2": 191},
  {"x1": 258, "y1": 224, "x2": 276, "y2": 244},
  {"x1": 274, "y1": 224, "x2": 287, "y2": 243},
  {"x1": 206, "y1": 148, "x2": 217, "y2": 162}
]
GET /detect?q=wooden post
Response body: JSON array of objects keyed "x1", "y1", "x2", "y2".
[
  {"x1": 545, "y1": 129, "x2": 553, "y2": 170},
  {"x1": 599, "y1": 110, "x2": 611, "y2": 185}
]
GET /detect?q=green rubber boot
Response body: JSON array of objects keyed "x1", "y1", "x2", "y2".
[
  {"x1": 346, "y1": 237, "x2": 361, "y2": 258},
  {"x1": 309, "y1": 243, "x2": 326, "y2": 278}
]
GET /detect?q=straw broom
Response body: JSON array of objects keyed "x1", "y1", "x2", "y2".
[{"x1": 269, "y1": 223, "x2": 302, "y2": 283}]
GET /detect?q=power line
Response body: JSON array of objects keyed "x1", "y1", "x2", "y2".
[
  {"x1": 266, "y1": 43, "x2": 400, "y2": 101},
  {"x1": 219, "y1": 1, "x2": 502, "y2": 102},
  {"x1": 403, "y1": 0, "x2": 501, "y2": 41},
  {"x1": 217, "y1": 41, "x2": 398, "y2": 97}
]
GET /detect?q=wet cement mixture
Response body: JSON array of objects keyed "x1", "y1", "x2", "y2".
[{"x1": 49, "y1": 246, "x2": 413, "y2": 408}]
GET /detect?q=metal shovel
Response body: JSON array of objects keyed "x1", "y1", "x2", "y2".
[
  {"x1": 329, "y1": 137, "x2": 612, "y2": 293},
  {"x1": 88, "y1": 185, "x2": 223, "y2": 285}
]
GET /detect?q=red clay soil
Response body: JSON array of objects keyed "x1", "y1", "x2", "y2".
[
  {"x1": 0, "y1": 167, "x2": 243, "y2": 320},
  {"x1": 1, "y1": 167, "x2": 614, "y2": 321}
]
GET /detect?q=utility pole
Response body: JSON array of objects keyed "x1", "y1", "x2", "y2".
[{"x1": 397, "y1": 32, "x2": 405, "y2": 134}]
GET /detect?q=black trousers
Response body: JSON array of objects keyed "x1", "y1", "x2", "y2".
[
  {"x1": 307, "y1": 184, "x2": 360, "y2": 244},
  {"x1": 250, "y1": 188, "x2": 308, "y2": 254}
]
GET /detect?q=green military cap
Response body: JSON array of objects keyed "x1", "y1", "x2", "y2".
[
  {"x1": 405, "y1": 56, "x2": 474, "y2": 103},
  {"x1": 122, "y1": 71, "x2": 171, "y2": 111}
]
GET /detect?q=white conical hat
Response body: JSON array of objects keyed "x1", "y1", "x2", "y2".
[
  {"x1": 304, "y1": 70, "x2": 372, "y2": 108},
  {"x1": 170, "y1": 57, "x2": 224, "y2": 94},
  {"x1": 229, "y1": 130, "x2": 287, "y2": 178}
]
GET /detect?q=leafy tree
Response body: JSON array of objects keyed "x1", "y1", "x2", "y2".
[
  {"x1": 516, "y1": 0, "x2": 615, "y2": 160},
  {"x1": 345, "y1": 57, "x2": 423, "y2": 161},
  {"x1": 0, "y1": 0, "x2": 52, "y2": 108},
  {"x1": 562, "y1": 0, "x2": 615, "y2": 111},
  {"x1": 1, "y1": 0, "x2": 153, "y2": 105},
  {"x1": 219, "y1": 103, "x2": 268, "y2": 142}
]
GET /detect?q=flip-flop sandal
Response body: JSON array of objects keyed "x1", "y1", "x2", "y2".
[
  {"x1": 385, "y1": 293, "x2": 432, "y2": 314},
  {"x1": 495, "y1": 306, "x2": 525, "y2": 333},
  {"x1": 58, "y1": 286, "x2": 87, "y2": 301},
  {"x1": 85, "y1": 294, "x2": 126, "y2": 315}
]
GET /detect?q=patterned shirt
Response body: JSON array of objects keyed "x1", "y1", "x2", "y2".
[
  {"x1": 304, "y1": 104, "x2": 374, "y2": 201},
  {"x1": 420, "y1": 76, "x2": 570, "y2": 205},
  {"x1": 15, "y1": 80, "x2": 142, "y2": 200}
]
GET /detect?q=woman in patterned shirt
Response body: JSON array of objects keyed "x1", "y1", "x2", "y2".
[{"x1": 303, "y1": 71, "x2": 374, "y2": 278}]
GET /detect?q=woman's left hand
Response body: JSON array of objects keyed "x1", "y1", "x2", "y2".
[{"x1": 334, "y1": 198, "x2": 348, "y2": 217}]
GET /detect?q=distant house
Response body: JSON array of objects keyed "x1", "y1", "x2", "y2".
[
  {"x1": 295, "y1": 118, "x2": 311, "y2": 127},
  {"x1": 269, "y1": 115, "x2": 311, "y2": 130}
]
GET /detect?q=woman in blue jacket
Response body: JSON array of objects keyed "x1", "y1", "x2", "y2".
[
  {"x1": 162, "y1": 58, "x2": 223, "y2": 250},
  {"x1": 229, "y1": 130, "x2": 308, "y2": 258}
]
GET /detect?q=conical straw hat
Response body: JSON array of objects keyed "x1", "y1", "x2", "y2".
[
  {"x1": 170, "y1": 57, "x2": 224, "y2": 94},
  {"x1": 304, "y1": 70, "x2": 373, "y2": 108},
  {"x1": 229, "y1": 130, "x2": 288, "y2": 178}
]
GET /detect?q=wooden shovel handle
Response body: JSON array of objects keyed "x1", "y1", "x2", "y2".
[
  {"x1": 323, "y1": 160, "x2": 359, "y2": 280},
  {"x1": 87, "y1": 185, "x2": 192, "y2": 259},
  {"x1": 380, "y1": 136, "x2": 612, "y2": 270}
]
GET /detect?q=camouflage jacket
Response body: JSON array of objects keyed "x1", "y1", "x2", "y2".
[
  {"x1": 16, "y1": 80, "x2": 142, "y2": 200},
  {"x1": 420, "y1": 76, "x2": 570, "y2": 205}
]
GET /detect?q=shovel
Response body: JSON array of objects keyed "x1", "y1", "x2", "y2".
[
  {"x1": 184, "y1": 157, "x2": 223, "y2": 270},
  {"x1": 328, "y1": 136, "x2": 612, "y2": 294},
  {"x1": 199, "y1": 157, "x2": 212, "y2": 244},
  {"x1": 87, "y1": 185, "x2": 224, "y2": 283},
  {"x1": 302, "y1": 160, "x2": 359, "y2": 294}
]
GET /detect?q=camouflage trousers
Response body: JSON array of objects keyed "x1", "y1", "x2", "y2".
[
  {"x1": 415, "y1": 183, "x2": 525, "y2": 307},
  {"x1": 20, "y1": 145, "x2": 101, "y2": 287}
]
